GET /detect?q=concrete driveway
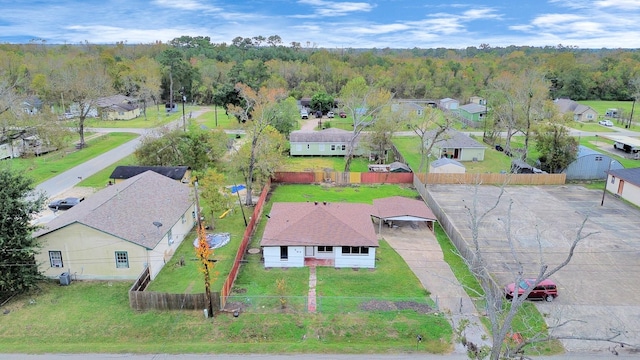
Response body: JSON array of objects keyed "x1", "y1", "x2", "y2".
[{"x1": 427, "y1": 184, "x2": 640, "y2": 353}]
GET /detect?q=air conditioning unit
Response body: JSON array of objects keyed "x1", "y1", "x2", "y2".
[{"x1": 59, "y1": 272, "x2": 71, "y2": 286}]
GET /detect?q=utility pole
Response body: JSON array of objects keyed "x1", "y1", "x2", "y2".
[
  {"x1": 629, "y1": 98, "x2": 636, "y2": 129},
  {"x1": 180, "y1": 87, "x2": 186, "y2": 132}
]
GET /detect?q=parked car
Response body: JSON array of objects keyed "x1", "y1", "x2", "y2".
[
  {"x1": 599, "y1": 119, "x2": 614, "y2": 127},
  {"x1": 315, "y1": 110, "x2": 323, "y2": 118},
  {"x1": 327, "y1": 111, "x2": 335, "y2": 118},
  {"x1": 339, "y1": 111, "x2": 347, "y2": 118},
  {"x1": 504, "y1": 278, "x2": 558, "y2": 302},
  {"x1": 300, "y1": 110, "x2": 308, "y2": 119},
  {"x1": 48, "y1": 197, "x2": 84, "y2": 211}
]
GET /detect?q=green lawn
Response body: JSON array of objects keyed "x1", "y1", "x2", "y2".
[
  {"x1": 81, "y1": 106, "x2": 198, "y2": 129},
  {"x1": 1, "y1": 132, "x2": 138, "y2": 184},
  {"x1": 283, "y1": 155, "x2": 371, "y2": 172}
]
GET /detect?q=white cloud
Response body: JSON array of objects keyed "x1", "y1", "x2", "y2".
[
  {"x1": 152, "y1": 0, "x2": 221, "y2": 12},
  {"x1": 298, "y1": 0, "x2": 374, "y2": 16}
]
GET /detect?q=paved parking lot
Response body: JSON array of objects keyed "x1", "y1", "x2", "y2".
[{"x1": 427, "y1": 184, "x2": 640, "y2": 352}]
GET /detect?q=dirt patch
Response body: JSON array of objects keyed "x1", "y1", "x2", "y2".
[{"x1": 359, "y1": 300, "x2": 434, "y2": 313}]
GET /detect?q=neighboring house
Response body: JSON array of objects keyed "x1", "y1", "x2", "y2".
[
  {"x1": 564, "y1": 146, "x2": 624, "y2": 180},
  {"x1": 439, "y1": 98, "x2": 459, "y2": 111},
  {"x1": 458, "y1": 103, "x2": 487, "y2": 123},
  {"x1": 109, "y1": 165, "x2": 191, "y2": 184},
  {"x1": 34, "y1": 171, "x2": 196, "y2": 281},
  {"x1": 367, "y1": 161, "x2": 412, "y2": 173},
  {"x1": 69, "y1": 102, "x2": 98, "y2": 118},
  {"x1": 425, "y1": 129, "x2": 486, "y2": 161},
  {"x1": 606, "y1": 167, "x2": 640, "y2": 207},
  {"x1": 22, "y1": 96, "x2": 43, "y2": 115},
  {"x1": 261, "y1": 202, "x2": 379, "y2": 268},
  {"x1": 554, "y1": 99, "x2": 598, "y2": 122},
  {"x1": 468, "y1": 96, "x2": 487, "y2": 105},
  {"x1": 429, "y1": 157, "x2": 466, "y2": 174},
  {"x1": 391, "y1": 101, "x2": 424, "y2": 117},
  {"x1": 371, "y1": 196, "x2": 437, "y2": 231},
  {"x1": 97, "y1": 95, "x2": 141, "y2": 120},
  {"x1": 289, "y1": 128, "x2": 365, "y2": 156}
]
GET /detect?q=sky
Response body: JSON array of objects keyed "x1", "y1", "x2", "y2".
[{"x1": 1, "y1": 0, "x2": 640, "y2": 49}]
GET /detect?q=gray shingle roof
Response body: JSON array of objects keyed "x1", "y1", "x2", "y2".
[
  {"x1": 430, "y1": 157, "x2": 465, "y2": 168},
  {"x1": 261, "y1": 202, "x2": 378, "y2": 247},
  {"x1": 458, "y1": 103, "x2": 486, "y2": 113},
  {"x1": 426, "y1": 129, "x2": 485, "y2": 149},
  {"x1": 34, "y1": 171, "x2": 194, "y2": 249},
  {"x1": 290, "y1": 128, "x2": 358, "y2": 142},
  {"x1": 608, "y1": 167, "x2": 640, "y2": 187}
]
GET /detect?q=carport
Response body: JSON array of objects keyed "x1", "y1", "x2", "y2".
[{"x1": 372, "y1": 196, "x2": 438, "y2": 233}]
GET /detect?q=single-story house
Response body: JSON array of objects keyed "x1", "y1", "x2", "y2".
[
  {"x1": 261, "y1": 202, "x2": 379, "y2": 268},
  {"x1": 606, "y1": 168, "x2": 640, "y2": 207},
  {"x1": 34, "y1": 171, "x2": 196, "y2": 281},
  {"x1": 439, "y1": 98, "x2": 459, "y2": 111},
  {"x1": 458, "y1": 103, "x2": 487, "y2": 123},
  {"x1": 391, "y1": 101, "x2": 424, "y2": 117},
  {"x1": 425, "y1": 129, "x2": 486, "y2": 161},
  {"x1": 289, "y1": 128, "x2": 365, "y2": 156},
  {"x1": 429, "y1": 157, "x2": 466, "y2": 174},
  {"x1": 554, "y1": 99, "x2": 598, "y2": 122},
  {"x1": 564, "y1": 146, "x2": 624, "y2": 180},
  {"x1": 109, "y1": 165, "x2": 191, "y2": 184},
  {"x1": 22, "y1": 97, "x2": 43, "y2": 115},
  {"x1": 371, "y1": 196, "x2": 437, "y2": 232},
  {"x1": 97, "y1": 95, "x2": 141, "y2": 120},
  {"x1": 469, "y1": 96, "x2": 487, "y2": 105}
]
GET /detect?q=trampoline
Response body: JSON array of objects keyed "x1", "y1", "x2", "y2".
[{"x1": 193, "y1": 232, "x2": 231, "y2": 249}]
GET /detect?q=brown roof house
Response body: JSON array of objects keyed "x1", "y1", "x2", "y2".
[
  {"x1": 554, "y1": 98, "x2": 597, "y2": 122},
  {"x1": 34, "y1": 171, "x2": 196, "y2": 281},
  {"x1": 261, "y1": 202, "x2": 378, "y2": 268},
  {"x1": 96, "y1": 94, "x2": 141, "y2": 120}
]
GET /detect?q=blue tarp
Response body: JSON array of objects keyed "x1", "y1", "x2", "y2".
[
  {"x1": 230, "y1": 184, "x2": 246, "y2": 194},
  {"x1": 193, "y1": 233, "x2": 231, "y2": 249}
]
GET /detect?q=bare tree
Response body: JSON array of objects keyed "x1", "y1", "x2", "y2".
[
  {"x1": 457, "y1": 184, "x2": 636, "y2": 359},
  {"x1": 407, "y1": 107, "x2": 454, "y2": 173},
  {"x1": 339, "y1": 77, "x2": 392, "y2": 171},
  {"x1": 51, "y1": 57, "x2": 112, "y2": 147}
]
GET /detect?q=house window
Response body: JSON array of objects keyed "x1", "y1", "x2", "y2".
[
  {"x1": 595, "y1": 156, "x2": 603, "y2": 161},
  {"x1": 611, "y1": 176, "x2": 615, "y2": 184},
  {"x1": 331, "y1": 145, "x2": 336, "y2": 151},
  {"x1": 319, "y1": 144, "x2": 325, "y2": 151},
  {"x1": 115, "y1": 251, "x2": 129, "y2": 268},
  {"x1": 49, "y1": 251, "x2": 63, "y2": 268},
  {"x1": 341, "y1": 145, "x2": 346, "y2": 151},
  {"x1": 182, "y1": 214, "x2": 186, "y2": 224},
  {"x1": 307, "y1": 144, "x2": 310, "y2": 149},
  {"x1": 318, "y1": 246, "x2": 333, "y2": 252},
  {"x1": 168, "y1": 229, "x2": 174, "y2": 245},
  {"x1": 341, "y1": 246, "x2": 369, "y2": 255},
  {"x1": 280, "y1": 246, "x2": 288, "y2": 260}
]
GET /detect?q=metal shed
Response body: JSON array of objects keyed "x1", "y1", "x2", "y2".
[{"x1": 563, "y1": 146, "x2": 624, "y2": 180}]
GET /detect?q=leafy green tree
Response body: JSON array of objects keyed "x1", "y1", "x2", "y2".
[
  {"x1": 196, "y1": 168, "x2": 230, "y2": 229},
  {"x1": 0, "y1": 168, "x2": 46, "y2": 295},
  {"x1": 310, "y1": 92, "x2": 334, "y2": 114},
  {"x1": 270, "y1": 96, "x2": 299, "y2": 136},
  {"x1": 134, "y1": 128, "x2": 228, "y2": 170},
  {"x1": 339, "y1": 77, "x2": 392, "y2": 171},
  {"x1": 228, "y1": 83, "x2": 288, "y2": 205},
  {"x1": 535, "y1": 122, "x2": 578, "y2": 173},
  {"x1": 362, "y1": 106, "x2": 400, "y2": 164}
]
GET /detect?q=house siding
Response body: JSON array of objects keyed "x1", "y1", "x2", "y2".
[
  {"x1": 335, "y1": 247, "x2": 376, "y2": 268},
  {"x1": 565, "y1": 155, "x2": 623, "y2": 180},
  {"x1": 36, "y1": 223, "x2": 148, "y2": 280},
  {"x1": 103, "y1": 108, "x2": 141, "y2": 121},
  {"x1": 607, "y1": 174, "x2": 640, "y2": 206},
  {"x1": 147, "y1": 203, "x2": 196, "y2": 280},
  {"x1": 263, "y1": 246, "x2": 305, "y2": 267},
  {"x1": 290, "y1": 142, "x2": 353, "y2": 156}
]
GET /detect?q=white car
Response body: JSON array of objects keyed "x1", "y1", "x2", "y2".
[
  {"x1": 300, "y1": 110, "x2": 308, "y2": 119},
  {"x1": 599, "y1": 120, "x2": 614, "y2": 127},
  {"x1": 327, "y1": 111, "x2": 335, "y2": 118}
]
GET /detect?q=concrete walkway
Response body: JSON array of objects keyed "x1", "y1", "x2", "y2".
[
  {"x1": 379, "y1": 222, "x2": 492, "y2": 353},
  {"x1": 307, "y1": 266, "x2": 317, "y2": 313}
]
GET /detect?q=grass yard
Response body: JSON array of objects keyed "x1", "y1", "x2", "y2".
[
  {"x1": 2, "y1": 132, "x2": 138, "y2": 184},
  {"x1": 283, "y1": 156, "x2": 371, "y2": 172},
  {"x1": 82, "y1": 106, "x2": 198, "y2": 128}
]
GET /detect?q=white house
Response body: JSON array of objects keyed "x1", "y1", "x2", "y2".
[
  {"x1": 261, "y1": 202, "x2": 378, "y2": 268},
  {"x1": 606, "y1": 168, "x2": 640, "y2": 207},
  {"x1": 34, "y1": 171, "x2": 196, "y2": 281}
]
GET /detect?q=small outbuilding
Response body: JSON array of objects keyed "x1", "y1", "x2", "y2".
[
  {"x1": 563, "y1": 146, "x2": 624, "y2": 180},
  {"x1": 429, "y1": 157, "x2": 466, "y2": 174},
  {"x1": 606, "y1": 168, "x2": 640, "y2": 207}
]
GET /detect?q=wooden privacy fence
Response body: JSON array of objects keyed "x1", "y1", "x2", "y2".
[
  {"x1": 417, "y1": 172, "x2": 566, "y2": 185},
  {"x1": 128, "y1": 181, "x2": 271, "y2": 312},
  {"x1": 273, "y1": 171, "x2": 413, "y2": 184},
  {"x1": 220, "y1": 179, "x2": 271, "y2": 309}
]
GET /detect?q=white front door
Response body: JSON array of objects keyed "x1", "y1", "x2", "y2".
[{"x1": 305, "y1": 246, "x2": 314, "y2": 257}]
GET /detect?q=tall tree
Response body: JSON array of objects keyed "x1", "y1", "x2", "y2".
[
  {"x1": 406, "y1": 106, "x2": 453, "y2": 172},
  {"x1": 534, "y1": 122, "x2": 578, "y2": 173},
  {"x1": 339, "y1": 77, "x2": 393, "y2": 171},
  {"x1": 51, "y1": 56, "x2": 112, "y2": 147},
  {"x1": 197, "y1": 169, "x2": 230, "y2": 229},
  {"x1": 0, "y1": 168, "x2": 47, "y2": 296},
  {"x1": 157, "y1": 49, "x2": 185, "y2": 111},
  {"x1": 362, "y1": 106, "x2": 400, "y2": 164}
]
